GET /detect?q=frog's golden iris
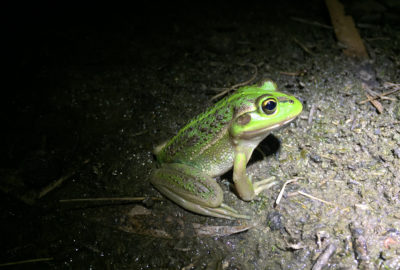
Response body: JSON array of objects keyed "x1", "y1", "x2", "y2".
[
  {"x1": 151, "y1": 80, "x2": 303, "y2": 219},
  {"x1": 261, "y1": 98, "x2": 277, "y2": 114}
]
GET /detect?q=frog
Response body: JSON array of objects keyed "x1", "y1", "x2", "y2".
[{"x1": 151, "y1": 80, "x2": 302, "y2": 219}]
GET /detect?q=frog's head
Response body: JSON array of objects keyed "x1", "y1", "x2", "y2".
[{"x1": 229, "y1": 80, "x2": 302, "y2": 141}]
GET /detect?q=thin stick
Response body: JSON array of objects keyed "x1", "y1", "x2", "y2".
[
  {"x1": 279, "y1": 70, "x2": 306, "y2": 76},
  {"x1": 365, "y1": 93, "x2": 383, "y2": 113},
  {"x1": 308, "y1": 104, "x2": 316, "y2": 124},
  {"x1": 312, "y1": 243, "x2": 337, "y2": 270},
  {"x1": 0, "y1": 257, "x2": 53, "y2": 267},
  {"x1": 275, "y1": 178, "x2": 301, "y2": 205},
  {"x1": 132, "y1": 130, "x2": 148, "y2": 137},
  {"x1": 291, "y1": 17, "x2": 333, "y2": 29},
  {"x1": 59, "y1": 197, "x2": 162, "y2": 203},
  {"x1": 383, "y1": 82, "x2": 400, "y2": 89},
  {"x1": 293, "y1": 38, "x2": 315, "y2": 56},
  {"x1": 359, "y1": 88, "x2": 400, "y2": 104},
  {"x1": 38, "y1": 171, "x2": 76, "y2": 199},
  {"x1": 298, "y1": 191, "x2": 337, "y2": 206},
  {"x1": 38, "y1": 159, "x2": 90, "y2": 199},
  {"x1": 211, "y1": 63, "x2": 258, "y2": 100}
]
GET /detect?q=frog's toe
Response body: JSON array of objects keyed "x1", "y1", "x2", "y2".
[
  {"x1": 220, "y1": 203, "x2": 239, "y2": 213},
  {"x1": 208, "y1": 204, "x2": 251, "y2": 219},
  {"x1": 253, "y1": 176, "x2": 277, "y2": 195}
]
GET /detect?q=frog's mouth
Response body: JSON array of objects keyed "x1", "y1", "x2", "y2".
[{"x1": 239, "y1": 116, "x2": 297, "y2": 140}]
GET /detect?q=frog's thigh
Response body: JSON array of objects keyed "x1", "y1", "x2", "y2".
[{"x1": 151, "y1": 163, "x2": 223, "y2": 208}]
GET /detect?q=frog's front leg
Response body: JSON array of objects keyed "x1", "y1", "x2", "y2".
[
  {"x1": 233, "y1": 146, "x2": 277, "y2": 201},
  {"x1": 151, "y1": 163, "x2": 250, "y2": 219}
]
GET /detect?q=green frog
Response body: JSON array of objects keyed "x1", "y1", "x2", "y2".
[{"x1": 151, "y1": 80, "x2": 302, "y2": 219}]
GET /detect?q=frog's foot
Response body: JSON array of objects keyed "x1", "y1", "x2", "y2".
[
  {"x1": 156, "y1": 185, "x2": 250, "y2": 219},
  {"x1": 253, "y1": 176, "x2": 277, "y2": 195}
]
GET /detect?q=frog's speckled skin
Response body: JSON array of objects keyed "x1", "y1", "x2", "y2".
[{"x1": 151, "y1": 81, "x2": 302, "y2": 219}]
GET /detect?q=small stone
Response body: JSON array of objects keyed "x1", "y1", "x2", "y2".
[
  {"x1": 267, "y1": 211, "x2": 284, "y2": 231},
  {"x1": 347, "y1": 164, "x2": 356, "y2": 170},
  {"x1": 309, "y1": 153, "x2": 322, "y2": 163},
  {"x1": 392, "y1": 148, "x2": 400, "y2": 159}
]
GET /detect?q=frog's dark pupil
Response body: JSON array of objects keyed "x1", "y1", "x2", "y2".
[
  {"x1": 266, "y1": 100, "x2": 276, "y2": 110},
  {"x1": 261, "y1": 99, "x2": 277, "y2": 114}
]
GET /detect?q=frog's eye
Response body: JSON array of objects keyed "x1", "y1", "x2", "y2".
[{"x1": 261, "y1": 98, "x2": 277, "y2": 115}]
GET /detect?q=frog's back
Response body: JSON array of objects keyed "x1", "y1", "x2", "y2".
[
  {"x1": 156, "y1": 97, "x2": 236, "y2": 174},
  {"x1": 156, "y1": 86, "x2": 275, "y2": 175}
]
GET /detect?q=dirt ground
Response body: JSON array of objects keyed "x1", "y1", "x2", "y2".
[{"x1": 2, "y1": 1, "x2": 400, "y2": 269}]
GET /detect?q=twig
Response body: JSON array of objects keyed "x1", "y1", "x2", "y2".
[
  {"x1": 59, "y1": 197, "x2": 162, "y2": 203},
  {"x1": 378, "y1": 120, "x2": 400, "y2": 128},
  {"x1": 359, "y1": 87, "x2": 400, "y2": 104},
  {"x1": 211, "y1": 63, "x2": 258, "y2": 100},
  {"x1": 290, "y1": 17, "x2": 333, "y2": 29},
  {"x1": 38, "y1": 159, "x2": 90, "y2": 199},
  {"x1": 132, "y1": 130, "x2": 148, "y2": 137},
  {"x1": 383, "y1": 82, "x2": 400, "y2": 89},
  {"x1": 312, "y1": 243, "x2": 337, "y2": 270},
  {"x1": 308, "y1": 104, "x2": 316, "y2": 124},
  {"x1": 279, "y1": 70, "x2": 307, "y2": 76},
  {"x1": 354, "y1": 203, "x2": 372, "y2": 211},
  {"x1": 0, "y1": 257, "x2": 53, "y2": 267},
  {"x1": 193, "y1": 223, "x2": 254, "y2": 237},
  {"x1": 365, "y1": 93, "x2": 383, "y2": 113},
  {"x1": 275, "y1": 178, "x2": 301, "y2": 206},
  {"x1": 298, "y1": 191, "x2": 337, "y2": 207},
  {"x1": 365, "y1": 37, "x2": 390, "y2": 41},
  {"x1": 293, "y1": 37, "x2": 315, "y2": 56}
]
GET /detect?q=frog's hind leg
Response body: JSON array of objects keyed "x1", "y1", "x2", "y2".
[
  {"x1": 151, "y1": 163, "x2": 250, "y2": 219},
  {"x1": 155, "y1": 185, "x2": 250, "y2": 219}
]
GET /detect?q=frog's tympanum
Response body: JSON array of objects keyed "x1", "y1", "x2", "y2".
[{"x1": 151, "y1": 81, "x2": 302, "y2": 219}]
